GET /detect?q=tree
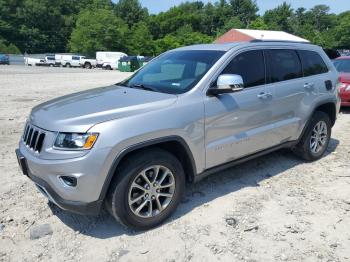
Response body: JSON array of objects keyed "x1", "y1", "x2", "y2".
[
  {"x1": 263, "y1": 2, "x2": 294, "y2": 32},
  {"x1": 229, "y1": 0, "x2": 258, "y2": 27},
  {"x1": 249, "y1": 17, "x2": 268, "y2": 30},
  {"x1": 0, "y1": 38, "x2": 21, "y2": 53},
  {"x1": 216, "y1": 17, "x2": 243, "y2": 36},
  {"x1": 114, "y1": 0, "x2": 148, "y2": 28},
  {"x1": 148, "y1": 2, "x2": 206, "y2": 39},
  {"x1": 69, "y1": 8, "x2": 128, "y2": 55},
  {"x1": 309, "y1": 5, "x2": 335, "y2": 31},
  {"x1": 333, "y1": 11, "x2": 350, "y2": 49},
  {"x1": 154, "y1": 25, "x2": 212, "y2": 55},
  {"x1": 127, "y1": 22, "x2": 155, "y2": 56}
]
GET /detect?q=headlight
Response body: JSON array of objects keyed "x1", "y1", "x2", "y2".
[{"x1": 54, "y1": 133, "x2": 98, "y2": 150}]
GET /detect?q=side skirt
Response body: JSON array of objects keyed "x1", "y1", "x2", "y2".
[{"x1": 194, "y1": 140, "x2": 298, "y2": 183}]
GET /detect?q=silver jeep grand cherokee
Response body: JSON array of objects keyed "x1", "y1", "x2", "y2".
[{"x1": 16, "y1": 41, "x2": 340, "y2": 229}]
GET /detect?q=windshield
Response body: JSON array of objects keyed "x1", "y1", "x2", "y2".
[
  {"x1": 333, "y1": 59, "x2": 350, "y2": 73},
  {"x1": 120, "y1": 50, "x2": 225, "y2": 94}
]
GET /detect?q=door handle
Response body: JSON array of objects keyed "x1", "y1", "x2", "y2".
[
  {"x1": 257, "y1": 92, "x2": 272, "y2": 100},
  {"x1": 304, "y1": 83, "x2": 315, "y2": 90}
]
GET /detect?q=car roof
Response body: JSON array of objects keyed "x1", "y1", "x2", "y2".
[
  {"x1": 173, "y1": 41, "x2": 318, "y2": 52},
  {"x1": 335, "y1": 56, "x2": 350, "y2": 60}
]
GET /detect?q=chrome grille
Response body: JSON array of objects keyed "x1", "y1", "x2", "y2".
[{"x1": 22, "y1": 123, "x2": 46, "y2": 153}]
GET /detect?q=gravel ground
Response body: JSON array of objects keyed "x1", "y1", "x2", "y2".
[{"x1": 0, "y1": 65, "x2": 349, "y2": 262}]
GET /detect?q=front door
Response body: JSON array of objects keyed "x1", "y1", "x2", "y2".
[{"x1": 204, "y1": 50, "x2": 277, "y2": 169}]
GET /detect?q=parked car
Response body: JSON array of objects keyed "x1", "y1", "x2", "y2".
[
  {"x1": 96, "y1": 51, "x2": 127, "y2": 68},
  {"x1": 44, "y1": 55, "x2": 56, "y2": 67},
  {"x1": 0, "y1": 54, "x2": 9, "y2": 65},
  {"x1": 80, "y1": 57, "x2": 97, "y2": 69},
  {"x1": 59, "y1": 55, "x2": 85, "y2": 67},
  {"x1": 333, "y1": 56, "x2": 350, "y2": 106},
  {"x1": 16, "y1": 41, "x2": 340, "y2": 230}
]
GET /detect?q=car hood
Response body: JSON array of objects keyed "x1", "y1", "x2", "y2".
[
  {"x1": 30, "y1": 85, "x2": 177, "y2": 132},
  {"x1": 339, "y1": 72, "x2": 350, "y2": 83}
]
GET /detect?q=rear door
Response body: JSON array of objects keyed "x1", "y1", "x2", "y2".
[
  {"x1": 204, "y1": 49, "x2": 278, "y2": 169},
  {"x1": 265, "y1": 49, "x2": 307, "y2": 143}
]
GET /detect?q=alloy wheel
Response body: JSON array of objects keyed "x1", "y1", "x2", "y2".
[
  {"x1": 310, "y1": 120, "x2": 328, "y2": 154},
  {"x1": 128, "y1": 165, "x2": 176, "y2": 218}
]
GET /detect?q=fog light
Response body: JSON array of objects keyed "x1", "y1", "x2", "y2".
[{"x1": 60, "y1": 176, "x2": 77, "y2": 187}]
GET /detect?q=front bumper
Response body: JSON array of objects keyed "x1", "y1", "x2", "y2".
[{"x1": 15, "y1": 145, "x2": 110, "y2": 215}]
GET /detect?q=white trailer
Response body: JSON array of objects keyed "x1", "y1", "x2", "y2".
[
  {"x1": 96, "y1": 51, "x2": 127, "y2": 69},
  {"x1": 24, "y1": 57, "x2": 45, "y2": 66}
]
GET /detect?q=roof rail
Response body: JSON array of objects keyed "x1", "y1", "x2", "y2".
[{"x1": 250, "y1": 39, "x2": 311, "y2": 44}]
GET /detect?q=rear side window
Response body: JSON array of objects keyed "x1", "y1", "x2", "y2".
[
  {"x1": 222, "y1": 50, "x2": 265, "y2": 88},
  {"x1": 268, "y1": 49, "x2": 302, "y2": 82},
  {"x1": 298, "y1": 50, "x2": 329, "y2": 76}
]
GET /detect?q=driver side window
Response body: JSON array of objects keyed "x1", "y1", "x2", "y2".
[{"x1": 222, "y1": 50, "x2": 266, "y2": 88}]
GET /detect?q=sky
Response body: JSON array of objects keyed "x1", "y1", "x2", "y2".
[{"x1": 138, "y1": 0, "x2": 349, "y2": 15}]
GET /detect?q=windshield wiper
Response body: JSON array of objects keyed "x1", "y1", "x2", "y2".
[
  {"x1": 130, "y1": 83, "x2": 158, "y2": 92},
  {"x1": 115, "y1": 82, "x2": 128, "y2": 87}
]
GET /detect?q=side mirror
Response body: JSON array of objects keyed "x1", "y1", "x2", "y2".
[{"x1": 207, "y1": 74, "x2": 244, "y2": 96}]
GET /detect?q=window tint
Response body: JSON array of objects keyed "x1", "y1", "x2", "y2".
[
  {"x1": 72, "y1": 56, "x2": 80, "y2": 60},
  {"x1": 268, "y1": 50, "x2": 302, "y2": 82},
  {"x1": 222, "y1": 50, "x2": 265, "y2": 88},
  {"x1": 299, "y1": 50, "x2": 328, "y2": 76}
]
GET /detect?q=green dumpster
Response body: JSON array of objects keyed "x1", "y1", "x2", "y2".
[
  {"x1": 139, "y1": 56, "x2": 153, "y2": 67},
  {"x1": 118, "y1": 56, "x2": 139, "y2": 72}
]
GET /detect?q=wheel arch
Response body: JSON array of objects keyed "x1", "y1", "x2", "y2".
[
  {"x1": 98, "y1": 136, "x2": 197, "y2": 202},
  {"x1": 314, "y1": 102, "x2": 336, "y2": 127},
  {"x1": 298, "y1": 100, "x2": 337, "y2": 142}
]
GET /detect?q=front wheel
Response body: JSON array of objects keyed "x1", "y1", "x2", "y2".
[
  {"x1": 106, "y1": 149, "x2": 185, "y2": 230},
  {"x1": 293, "y1": 111, "x2": 331, "y2": 161}
]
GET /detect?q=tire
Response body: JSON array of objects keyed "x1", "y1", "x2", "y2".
[
  {"x1": 84, "y1": 63, "x2": 91, "y2": 69},
  {"x1": 293, "y1": 111, "x2": 331, "y2": 161},
  {"x1": 106, "y1": 148, "x2": 185, "y2": 230},
  {"x1": 106, "y1": 65, "x2": 112, "y2": 70},
  {"x1": 66, "y1": 63, "x2": 71, "y2": 68}
]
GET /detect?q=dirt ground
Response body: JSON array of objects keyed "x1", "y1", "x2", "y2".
[{"x1": 0, "y1": 65, "x2": 349, "y2": 262}]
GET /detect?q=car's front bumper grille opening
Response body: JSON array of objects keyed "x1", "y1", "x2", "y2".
[{"x1": 23, "y1": 123, "x2": 46, "y2": 153}]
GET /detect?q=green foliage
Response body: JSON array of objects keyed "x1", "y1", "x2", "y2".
[
  {"x1": 0, "y1": 0, "x2": 349, "y2": 55},
  {"x1": 229, "y1": 0, "x2": 259, "y2": 27},
  {"x1": 0, "y1": 39, "x2": 21, "y2": 53},
  {"x1": 126, "y1": 22, "x2": 155, "y2": 56},
  {"x1": 114, "y1": 0, "x2": 148, "y2": 28},
  {"x1": 69, "y1": 8, "x2": 128, "y2": 55},
  {"x1": 249, "y1": 17, "x2": 268, "y2": 30},
  {"x1": 263, "y1": 2, "x2": 294, "y2": 32},
  {"x1": 333, "y1": 11, "x2": 350, "y2": 49},
  {"x1": 216, "y1": 17, "x2": 243, "y2": 36}
]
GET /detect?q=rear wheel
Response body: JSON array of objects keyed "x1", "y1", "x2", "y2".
[
  {"x1": 106, "y1": 65, "x2": 112, "y2": 70},
  {"x1": 66, "y1": 63, "x2": 71, "y2": 68},
  {"x1": 106, "y1": 148, "x2": 185, "y2": 229},
  {"x1": 293, "y1": 111, "x2": 331, "y2": 161},
  {"x1": 84, "y1": 62, "x2": 91, "y2": 69}
]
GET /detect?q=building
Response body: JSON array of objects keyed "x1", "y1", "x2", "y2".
[{"x1": 215, "y1": 29, "x2": 309, "y2": 43}]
